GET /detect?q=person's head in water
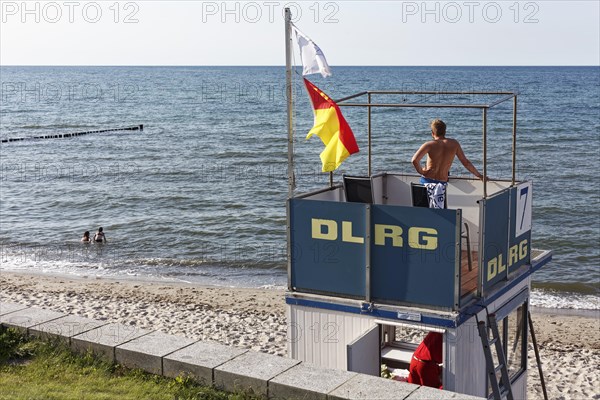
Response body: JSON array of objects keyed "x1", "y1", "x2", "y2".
[
  {"x1": 82, "y1": 231, "x2": 91, "y2": 243},
  {"x1": 430, "y1": 119, "x2": 446, "y2": 138},
  {"x1": 98, "y1": 227, "x2": 103, "y2": 232}
]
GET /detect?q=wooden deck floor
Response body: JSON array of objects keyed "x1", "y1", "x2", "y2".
[{"x1": 460, "y1": 250, "x2": 479, "y2": 297}]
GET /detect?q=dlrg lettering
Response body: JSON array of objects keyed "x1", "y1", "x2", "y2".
[
  {"x1": 311, "y1": 218, "x2": 438, "y2": 250},
  {"x1": 486, "y1": 239, "x2": 528, "y2": 281}
]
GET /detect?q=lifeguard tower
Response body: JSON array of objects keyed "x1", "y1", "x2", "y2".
[{"x1": 284, "y1": 90, "x2": 552, "y2": 399}]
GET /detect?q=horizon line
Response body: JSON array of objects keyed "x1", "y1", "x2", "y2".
[{"x1": 0, "y1": 64, "x2": 600, "y2": 68}]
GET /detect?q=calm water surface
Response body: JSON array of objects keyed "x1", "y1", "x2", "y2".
[{"x1": 1, "y1": 66, "x2": 598, "y2": 309}]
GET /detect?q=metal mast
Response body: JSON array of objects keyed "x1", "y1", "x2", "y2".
[
  {"x1": 285, "y1": 7, "x2": 293, "y2": 290},
  {"x1": 285, "y1": 8, "x2": 294, "y2": 199}
]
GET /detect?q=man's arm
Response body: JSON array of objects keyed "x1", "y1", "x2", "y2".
[
  {"x1": 456, "y1": 143, "x2": 484, "y2": 180},
  {"x1": 411, "y1": 143, "x2": 430, "y2": 176}
]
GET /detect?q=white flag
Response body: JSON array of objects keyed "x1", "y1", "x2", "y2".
[{"x1": 291, "y1": 24, "x2": 332, "y2": 78}]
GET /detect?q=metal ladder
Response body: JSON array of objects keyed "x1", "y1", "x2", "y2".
[{"x1": 477, "y1": 313, "x2": 514, "y2": 400}]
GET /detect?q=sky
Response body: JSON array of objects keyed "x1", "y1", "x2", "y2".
[{"x1": 1, "y1": 0, "x2": 599, "y2": 66}]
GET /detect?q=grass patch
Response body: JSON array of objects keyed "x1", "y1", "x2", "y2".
[{"x1": 0, "y1": 328, "x2": 261, "y2": 400}]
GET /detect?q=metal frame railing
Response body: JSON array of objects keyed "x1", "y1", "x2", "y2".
[{"x1": 333, "y1": 91, "x2": 519, "y2": 200}]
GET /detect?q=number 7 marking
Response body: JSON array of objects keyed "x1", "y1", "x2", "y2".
[{"x1": 519, "y1": 187, "x2": 529, "y2": 230}]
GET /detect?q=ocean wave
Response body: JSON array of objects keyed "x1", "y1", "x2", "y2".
[{"x1": 530, "y1": 288, "x2": 600, "y2": 311}]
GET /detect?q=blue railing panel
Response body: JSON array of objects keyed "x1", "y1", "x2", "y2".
[
  {"x1": 289, "y1": 199, "x2": 460, "y2": 308},
  {"x1": 370, "y1": 204, "x2": 458, "y2": 308},
  {"x1": 290, "y1": 199, "x2": 367, "y2": 298}
]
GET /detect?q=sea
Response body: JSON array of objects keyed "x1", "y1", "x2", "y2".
[{"x1": 0, "y1": 66, "x2": 598, "y2": 311}]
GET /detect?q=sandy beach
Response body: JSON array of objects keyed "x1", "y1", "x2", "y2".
[{"x1": 1, "y1": 271, "x2": 598, "y2": 399}]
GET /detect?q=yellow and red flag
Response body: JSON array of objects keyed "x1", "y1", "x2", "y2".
[{"x1": 304, "y1": 78, "x2": 359, "y2": 172}]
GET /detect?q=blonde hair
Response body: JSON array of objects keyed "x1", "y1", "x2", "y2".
[{"x1": 431, "y1": 119, "x2": 446, "y2": 137}]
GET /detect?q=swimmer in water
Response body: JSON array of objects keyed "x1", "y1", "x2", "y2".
[{"x1": 93, "y1": 227, "x2": 107, "y2": 243}]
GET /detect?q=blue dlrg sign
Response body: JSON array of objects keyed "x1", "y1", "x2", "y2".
[{"x1": 289, "y1": 199, "x2": 460, "y2": 308}]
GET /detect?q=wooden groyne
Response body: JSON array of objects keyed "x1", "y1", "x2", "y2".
[{"x1": 1, "y1": 125, "x2": 144, "y2": 143}]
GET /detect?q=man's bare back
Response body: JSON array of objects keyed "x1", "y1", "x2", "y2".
[
  {"x1": 412, "y1": 120, "x2": 484, "y2": 182},
  {"x1": 414, "y1": 138, "x2": 461, "y2": 181}
]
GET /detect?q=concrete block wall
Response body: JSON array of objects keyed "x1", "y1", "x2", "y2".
[{"x1": 0, "y1": 302, "x2": 483, "y2": 400}]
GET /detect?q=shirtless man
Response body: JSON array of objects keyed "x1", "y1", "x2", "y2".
[{"x1": 412, "y1": 119, "x2": 484, "y2": 184}]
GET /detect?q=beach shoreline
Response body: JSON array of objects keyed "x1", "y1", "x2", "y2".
[
  {"x1": 2, "y1": 268, "x2": 596, "y2": 317},
  {"x1": 1, "y1": 270, "x2": 599, "y2": 399}
]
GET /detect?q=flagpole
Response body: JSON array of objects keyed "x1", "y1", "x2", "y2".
[
  {"x1": 285, "y1": 8, "x2": 294, "y2": 199},
  {"x1": 285, "y1": 7, "x2": 293, "y2": 292}
]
